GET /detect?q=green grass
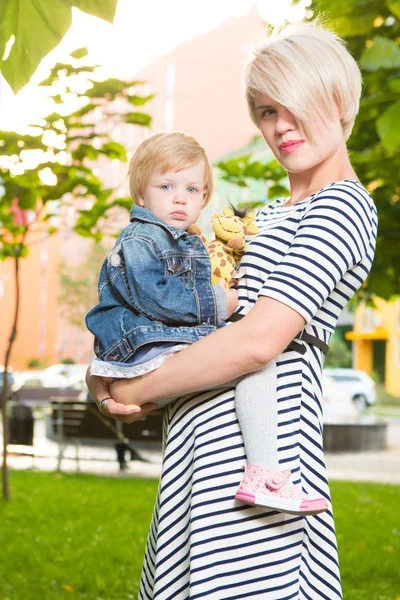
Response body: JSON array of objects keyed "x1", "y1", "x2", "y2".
[
  {"x1": 0, "y1": 472, "x2": 399, "y2": 599},
  {"x1": 0, "y1": 471, "x2": 158, "y2": 600},
  {"x1": 331, "y1": 481, "x2": 400, "y2": 600}
]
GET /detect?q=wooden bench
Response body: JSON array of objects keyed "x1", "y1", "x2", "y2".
[{"x1": 50, "y1": 398, "x2": 163, "y2": 471}]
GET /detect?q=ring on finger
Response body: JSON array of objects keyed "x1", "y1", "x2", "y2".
[{"x1": 99, "y1": 397, "x2": 112, "y2": 412}]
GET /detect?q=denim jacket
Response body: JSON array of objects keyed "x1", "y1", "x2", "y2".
[{"x1": 85, "y1": 206, "x2": 226, "y2": 363}]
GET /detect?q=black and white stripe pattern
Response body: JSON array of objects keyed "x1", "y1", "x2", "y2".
[{"x1": 139, "y1": 180, "x2": 377, "y2": 599}]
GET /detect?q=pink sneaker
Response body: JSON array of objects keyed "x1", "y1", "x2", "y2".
[{"x1": 235, "y1": 464, "x2": 328, "y2": 516}]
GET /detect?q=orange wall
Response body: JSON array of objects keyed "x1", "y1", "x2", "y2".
[
  {"x1": 133, "y1": 9, "x2": 262, "y2": 159},
  {"x1": 0, "y1": 228, "x2": 60, "y2": 369}
]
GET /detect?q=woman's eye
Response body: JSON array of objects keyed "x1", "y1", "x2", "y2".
[
  {"x1": 261, "y1": 109, "x2": 274, "y2": 119},
  {"x1": 187, "y1": 186, "x2": 198, "y2": 194},
  {"x1": 161, "y1": 184, "x2": 172, "y2": 190}
]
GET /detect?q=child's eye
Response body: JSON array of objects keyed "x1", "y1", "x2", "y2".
[
  {"x1": 161, "y1": 184, "x2": 172, "y2": 191},
  {"x1": 187, "y1": 186, "x2": 198, "y2": 194}
]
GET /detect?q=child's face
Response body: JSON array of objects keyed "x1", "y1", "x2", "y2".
[{"x1": 138, "y1": 160, "x2": 206, "y2": 230}]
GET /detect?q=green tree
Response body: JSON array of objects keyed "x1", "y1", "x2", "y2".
[
  {"x1": 311, "y1": 0, "x2": 400, "y2": 300},
  {"x1": 324, "y1": 338, "x2": 353, "y2": 368},
  {"x1": 216, "y1": 0, "x2": 400, "y2": 300},
  {"x1": 60, "y1": 240, "x2": 109, "y2": 330},
  {"x1": 0, "y1": 0, "x2": 118, "y2": 93},
  {"x1": 0, "y1": 52, "x2": 152, "y2": 500}
]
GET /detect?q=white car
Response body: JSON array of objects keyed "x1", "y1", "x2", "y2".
[
  {"x1": 38, "y1": 364, "x2": 89, "y2": 389},
  {"x1": 322, "y1": 368, "x2": 376, "y2": 417}
]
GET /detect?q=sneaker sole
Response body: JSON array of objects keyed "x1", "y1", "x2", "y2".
[{"x1": 235, "y1": 490, "x2": 328, "y2": 516}]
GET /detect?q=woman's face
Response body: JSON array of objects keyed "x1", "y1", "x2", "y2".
[{"x1": 253, "y1": 92, "x2": 345, "y2": 174}]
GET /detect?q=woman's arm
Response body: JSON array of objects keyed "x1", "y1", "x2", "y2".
[{"x1": 97, "y1": 296, "x2": 305, "y2": 409}]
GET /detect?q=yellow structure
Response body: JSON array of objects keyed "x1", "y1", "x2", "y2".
[{"x1": 345, "y1": 298, "x2": 400, "y2": 396}]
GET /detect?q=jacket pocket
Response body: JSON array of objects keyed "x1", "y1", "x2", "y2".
[{"x1": 165, "y1": 256, "x2": 193, "y2": 288}]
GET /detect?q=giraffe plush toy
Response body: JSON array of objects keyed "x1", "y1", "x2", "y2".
[{"x1": 188, "y1": 205, "x2": 259, "y2": 289}]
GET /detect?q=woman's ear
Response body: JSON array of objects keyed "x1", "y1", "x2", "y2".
[{"x1": 137, "y1": 197, "x2": 145, "y2": 207}]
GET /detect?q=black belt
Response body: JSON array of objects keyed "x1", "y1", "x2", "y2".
[{"x1": 227, "y1": 312, "x2": 329, "y2": 355}]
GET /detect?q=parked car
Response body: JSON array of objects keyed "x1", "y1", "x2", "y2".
[
  {"x1": 322, "y1": 368, "x2": 376, "y2": 414},
  {"x1": 0, "y1": 367, "x2": 20, "y2": 402},
  {"x1": 40, "y1": 364, "x2": 90, "y2": 389},
  {"x1": 14, "y1": 364, "x2": 89, "y2": 390}
]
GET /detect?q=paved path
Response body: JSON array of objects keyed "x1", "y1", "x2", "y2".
[{"x1": 2, "y1": 416, "x2": 400, "y2": 484}]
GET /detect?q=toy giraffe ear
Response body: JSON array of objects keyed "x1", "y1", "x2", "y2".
[
  {"x1": 212, "y1": 213, "x2": 222, "y2": 220},
  {"x1": 243, "y1": 211, "x2": 256, "y2": 224},
  {"x1": 246, "y1": 223, "x2": 259, "y2": 235},
  {"x1": 223, "y1": 206, "x2": 234, "y2": 217}
]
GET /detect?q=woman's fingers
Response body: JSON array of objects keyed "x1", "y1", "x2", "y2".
[
  {"x1": 123, "y1": 402, "x2": 160, "y2": 424},
  {"x1": 102, "y1": 397, "x2": 158, "y2": 424}
]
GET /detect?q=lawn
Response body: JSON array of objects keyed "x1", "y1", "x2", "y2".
[{"x1": 0, "y1": 471, "x2": 399, "y2": 600}]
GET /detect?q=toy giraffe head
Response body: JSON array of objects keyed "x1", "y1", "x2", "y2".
[
  {"x1": 211, "y1": 205, "x2": 258, "y2": 251},
  {"x1": 205, "y1": 205, "x2": 259, "y2": 287}
]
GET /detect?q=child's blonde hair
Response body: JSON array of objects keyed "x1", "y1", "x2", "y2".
[
  {"x1": 245, "y1": 20, "x2": 362, "y2": 141},
  {"x1": 129, "y1": 132, "x2": 214, "y2": 206}
]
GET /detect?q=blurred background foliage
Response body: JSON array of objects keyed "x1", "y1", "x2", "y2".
[{"x1": 217, "y1": 0, "x2": 400, "y2": 300}]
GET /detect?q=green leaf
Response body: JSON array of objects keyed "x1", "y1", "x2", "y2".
[
  {"x1": 386, "y1": 0, "x2": 400, "y2": 18},
  {"x1": 376, "y1": 100, "x2": 400, "y2": 152},
  {"x1": 111, "y1": 197, "x2": 133, "y2": 211},
  {"x1": 68, "y1": 103, "x2": 97, "y2": 119},
  {"x1": 69, "y1": 46, "x2": 88, "y2": 59},
  {"x1": 71, "y1": 0, "x2": 117, "y2": 23},
  {"x1": 85, "y1": 77, "x2": 127, "y2": 98},
  {"x1": 0, "y1": 0, "x2": 72, "y2": 93},
  {"x1": 100, "y1": 141, "x2": 128, "y2": 161},
  {"x1": 71, "y1": 144, "x2": 100, "y2": 161},
  {"x1": 389, "y1": 78, "x2": 400, "y2": 93},
  {"x1": 0, "y1": 0, "x2": 117, "y2": 92},
  {"x1": 361, "y1": 36, "x2": 400, "y2": 71},
  {"x1": 126, "y1": 112, "x2": 152, "y2": 127},
  {"x1": 324, "y1": 13, "x2": 376, "y2": 37},
  {"x1": 267, "y1": 184, "x2": 289, "y2": 200},
  {"x1": 126, "y1": 94, "x2": 154, "y2": 106}
]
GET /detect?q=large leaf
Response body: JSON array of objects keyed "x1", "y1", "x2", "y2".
[
  {"x1": 361, "y1": 36, "x2": 400, "y2": 71},
  {"x1": 0, "y1": 0, "x2": 72, "y2": 93},
  {"x1": 0, "y1": 0, "x2": 118, "y2": 93},
  {"x1": 324, "y1": 13, "x2": 377, "y2": 37},
  {"x1": 376, "y1": 100, "x2": 400, "y2": 152},
  {"x1": 386, "y1": 0, "x2": 400, "y2": 18},
  {"x1": 71, "y1": 0, "x2": 117, "y2": 23}
]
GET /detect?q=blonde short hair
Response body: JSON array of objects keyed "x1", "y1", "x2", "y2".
[
  {"x1": 245, "y1": 21, "x2": 362, "y2": 141},
  {"x1": 129, "y1": 132, "x2": 214, "y2": 207}
]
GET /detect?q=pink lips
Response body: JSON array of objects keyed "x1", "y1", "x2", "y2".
[
  {"x1": 171, "y1": 211, "x2": 187, "y2": 219},
  {"x1": 279, "y1": 140, "x2": 304, "y2": 154}
]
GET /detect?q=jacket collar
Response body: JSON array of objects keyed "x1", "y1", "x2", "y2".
[{"x1": 129, "y1": 205, "x2": 188, "y2": 239}]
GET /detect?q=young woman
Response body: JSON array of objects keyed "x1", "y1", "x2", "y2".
[{"x1": 87, "y1": 21, "x2": 377, "y2": 600}]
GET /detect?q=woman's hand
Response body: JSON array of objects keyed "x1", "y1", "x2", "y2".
[
  {"x1": 85, "y1": 368, "x2": 157, "y2": 423},
  {"x1": 99, "y1": 396, "x2": 158, "y2": 424}
]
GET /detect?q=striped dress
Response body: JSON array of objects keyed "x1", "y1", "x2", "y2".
[{"x1": 139, "y1": 179, "x2": 378, "y2": 600}]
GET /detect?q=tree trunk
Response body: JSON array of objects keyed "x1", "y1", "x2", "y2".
[{"x1": 2, "y1": 251, "x2": 22, "y2": 501}]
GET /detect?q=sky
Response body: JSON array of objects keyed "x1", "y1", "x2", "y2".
[{"x1": 0, "y1": 0, "x2": 310, "y2": 132}]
